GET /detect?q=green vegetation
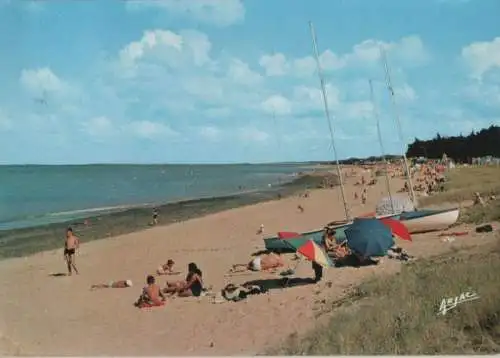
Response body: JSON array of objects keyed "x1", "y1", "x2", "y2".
[
  {"x1": 269, "y1": 165, "x2": 500, "y2": 355},
  {"x1": 419, "y1": 166, "x2": 500, "y2": 224},
  {"x1": 271, "y1": 238, "x2": 500, "y2": 355}
]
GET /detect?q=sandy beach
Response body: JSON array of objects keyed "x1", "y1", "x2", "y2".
[{"x1": 0, "y1": 170, "x2": 496, "y2": 356}]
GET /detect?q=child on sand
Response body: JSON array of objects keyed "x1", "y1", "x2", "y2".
[
  {"x1": 157, "y1": 259, "x2": 180, "y2": 275},
  {"x1": 91, "y1": 280, "x2": 133, "y2": 290}
]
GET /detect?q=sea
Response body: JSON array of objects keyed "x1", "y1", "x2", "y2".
[{"x1": 0, "y1": 163, "x2": 309, "y2": 231}]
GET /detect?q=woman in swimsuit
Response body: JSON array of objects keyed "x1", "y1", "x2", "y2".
[{"x1": 164, "y1": 263, "x2": 203, "y2": 297}]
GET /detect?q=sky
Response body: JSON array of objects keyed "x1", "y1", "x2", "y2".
[{"x1": 0, "y1": 0, "x2": 499, "y2": 164}]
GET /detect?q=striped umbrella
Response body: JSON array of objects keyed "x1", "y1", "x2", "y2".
[{"x1": 284, "y1": 239, "x2": 333, "y2": 268}]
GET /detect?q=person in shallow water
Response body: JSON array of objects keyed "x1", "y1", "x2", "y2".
[{"x1": 64, "y1": 227, "x2": 80, "y2": 276}]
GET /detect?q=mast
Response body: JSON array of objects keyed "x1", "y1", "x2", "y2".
[
  {"x1": 309, "y1": 21, "x2": 350, "y2": 221},
  {"x1": 369, "y1": 79, "x2": 395, "y2": 214},
  {"x1": 272, "y1": 110, "x2": 283, "y2": 184},
  {"x1": 379, "y1": 47, "x2": 416, "y2": 206}
]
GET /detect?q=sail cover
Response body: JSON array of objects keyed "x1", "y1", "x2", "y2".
[{"x1": 376, "y1": 194, "x2": 415, "y2": 216}]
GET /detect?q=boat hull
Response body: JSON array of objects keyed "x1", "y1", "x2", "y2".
[
  {"x1": 263, "y1": 208, "x2": 460, "y2": 251},
  {"x1": 399, "y1": 208, "x2": 460, "y2": 233}
]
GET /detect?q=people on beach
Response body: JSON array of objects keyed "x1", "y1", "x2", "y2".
[
  {"x1": 157, "y1": 259, "x2": 179, "y2": 275},
  {"x1": 91, "y1": 280, "x2": 133, "y2": 290},
  {"x1": 164, "y1": 262, "x2": 204, "y2": 297},
  {"x1": 312, "y1": 261, "x2": 323, "y2": 283},
  {"x1": 135, "y1": 275, "x2": 166, "y2": 307},
  {"x1": 231, "y1": 252, "x2": 285, "y2": 273},
  {"x1": 64, "y1": 227, "x2": 80, "y2": 276},
  {"x1": 152, "y1": 208, "x2": 159, "y2": 225},
  {"x1": 297, "y1": 204, "x2": 305, "y2": 213}
]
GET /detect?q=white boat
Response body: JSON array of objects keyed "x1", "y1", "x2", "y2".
[{"x1": 399, "y1": 207, "x2": 460, "y2": 233}]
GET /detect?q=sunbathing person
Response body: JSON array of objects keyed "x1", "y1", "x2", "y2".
[
  {"x1": 91, "y1": 280, "x2": 133, "y2": 290},
  {"x1": 164, "y1": 262, "x2": 204, "y2": 297},
  {"x1": 135, "y1": 275, "x2": 166, "y2": 307},
  {"x1": 157, "y1": 259, "x2": 180, "y2": 275},
  {"x1": 230, "y1": 252, "x2": 285, "y2": 273}
]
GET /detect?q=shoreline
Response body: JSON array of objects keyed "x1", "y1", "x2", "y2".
[{"x1": 0, "y1": 173, "x2": 330, "y2": 260}]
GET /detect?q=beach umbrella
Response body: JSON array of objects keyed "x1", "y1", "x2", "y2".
[
  {"x1": 345, "y1": 218, "x2": 394, "y2": 257},
  {"x1": 378, "y1": 217, "x2": 412, "y2": 242},
  {"x1": 284, "y1": 239, "x2": 333, "y2": 268}
]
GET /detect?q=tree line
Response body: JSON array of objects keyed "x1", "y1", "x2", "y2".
[{"x1": 406, "y1": 125, "x2": 500, "y2": 162}]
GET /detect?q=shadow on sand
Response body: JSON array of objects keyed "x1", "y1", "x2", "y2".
[
  {"x1": 243, "y1": 277, "x2": 316, "y2": 291},
  {"x1": 48, "y1": 273, "x2": 67, "y2": 277}
]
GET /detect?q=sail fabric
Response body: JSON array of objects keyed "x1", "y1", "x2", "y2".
[{"x1": 376, "y1": 194, "x2": 415, "y2": 216}]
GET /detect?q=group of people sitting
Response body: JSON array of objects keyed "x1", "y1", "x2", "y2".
[{"x1": 91, "y1": 260, "x2": 205, "y2": 308}]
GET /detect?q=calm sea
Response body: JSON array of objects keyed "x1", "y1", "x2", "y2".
[{"x1": 0, "y1": 164, "x2": 308, "y2": 230}]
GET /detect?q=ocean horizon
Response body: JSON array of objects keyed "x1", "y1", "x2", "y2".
[{"x1": 0, "y1": 163, "x2": 311, "y2": 231}]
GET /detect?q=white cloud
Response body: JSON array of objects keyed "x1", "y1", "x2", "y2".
[
  {"x1": 119, "y1": 30, "x2": 183, "y2": 67},
  {"x1": 261, "y1": 95, "x2": 292, "y2": 115},
  {"x1": 462, "y1": 37, "x2": 500, "y2": 79},
  {"x1": 227, "y1": 59, "x2": 262, "y2": 85},
  {"x1": 82, "y1": 117, "x2": 177, "y2": 140},
  {"x1": 259, "y1": 35, "x2": 429, "y2": 78},
  {"x1": 128, "y1": 120, "x2": 178, "y2": 139},
  {"x1": 395, "y1": 83, "x2": 418, "y2": 102},
  {"x1": 82, "y1": 116, "x2": 115, "y2": 138},
  {"x1": 198, "y1": 125, "x2": 222, "y2": 141},
  {"x1": 20, "y1": 67, "x2": 68, "y2": 94},
  {"x1": 292, "y1": 84, "x2": 341, "y2": 112},
  {"x1": 0, "y1": 110, "x2": 12, "y2": 131},
  {"x1": 237, "y1": 127, "x2": 270, "y2": 143},
  {"x1": 259, "y1": 53, "x2": 289, "y2": 76},
  {"x1": 125, "y1": 0, "x2": 245, "y2": 27}
]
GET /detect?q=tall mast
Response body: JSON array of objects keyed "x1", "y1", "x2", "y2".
[
  {"x1": 309, "y1": 21, "x2": 350, "y2": 221},
  {"x1": 380, "y1": 47, "x2": 416, "y2": 206},
  {"x1": 369, "y1": 79, "x2": 395, "y2": 214}
]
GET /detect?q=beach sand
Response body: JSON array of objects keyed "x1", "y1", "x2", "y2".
[{"x1": 0, "y1": 171, "x2": 495, "y2": 355}]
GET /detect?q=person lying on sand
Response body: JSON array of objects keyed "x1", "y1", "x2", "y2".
[
  {"x1": 91, "y1": 280, "x2": 133, "y2": 290},
  {"x1": 64, "y1": 227, "x2": 80, "y2": 276},
  {"x1": 163, "y1": 262, "x2": 204, "y2": 297},
  {"x1": 135, "y1": 275, "x2": 165, "y2": 307},
  {"x1": 157, "y1": 259, "x2": 180, "y2": 275},
  {"x1": 230, "y1": 252, "x2": 285, "y2": 273}
]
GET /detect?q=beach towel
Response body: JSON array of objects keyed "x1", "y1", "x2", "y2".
[
  {"x1": 137, "y1": 301, "x2": 166, "y2": 309},
  {"x1": 221, "y1": 284, "x2": 266, "y2": 302}
]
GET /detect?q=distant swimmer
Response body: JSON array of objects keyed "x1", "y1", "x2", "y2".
[{"x1": 64, "y1": 227, "x2": 80, "y2": 276}]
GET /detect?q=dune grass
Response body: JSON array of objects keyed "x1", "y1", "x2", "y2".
[
  {"x1": 269, "y1": 166, "x2": 500, "y2": 355},
  {"x1": 420, "y1": 166, "x2": 500, "y2": 224},
  {"x1": 271, "y1": 237, "x2": 500, "y2": 355}
]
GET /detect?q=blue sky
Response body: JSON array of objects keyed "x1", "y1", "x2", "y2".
[{"x1": 0, "y1": 0, "x2": 499, "y2": 164}]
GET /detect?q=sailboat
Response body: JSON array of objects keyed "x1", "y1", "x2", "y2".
[
  {"x1": 377, "y1": 47, "x2": 459, "y2": 233},
  {"x1": 263, "y1": 28, "x2": 459, "y2": 253}
]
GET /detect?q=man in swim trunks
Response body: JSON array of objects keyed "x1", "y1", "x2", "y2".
[
  {"x1": 91, "y1": 280, "x2": 133, "y2": 290},
  {"x1": 135, "y1": 275, "x2": 165, "y2": 307},
  {"x1": 64, "y1": 227, "x2": 80, "y2": 276},
  {"x1": 231, "y1": 252, "x2": 285, "y2": 272}
]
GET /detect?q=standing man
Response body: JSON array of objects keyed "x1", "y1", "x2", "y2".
[{"x1": 64, "y1": 227, "x2": 80, "y2": 276}]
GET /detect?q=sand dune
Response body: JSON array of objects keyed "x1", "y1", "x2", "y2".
[{"x1": 0, "y1": 172, "x2": 494, "y2": 355}]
